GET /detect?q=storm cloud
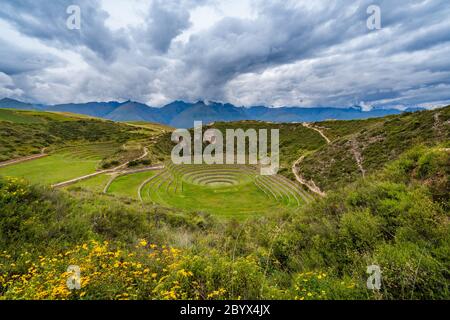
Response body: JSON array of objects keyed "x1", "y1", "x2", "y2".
[{"x1": 0, "y1": 0, "x2": 449, "y2": 109}]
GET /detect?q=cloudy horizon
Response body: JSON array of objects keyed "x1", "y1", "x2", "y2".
[{"x1": 1, "y1": 0, "x2": 450, "y2": 109}]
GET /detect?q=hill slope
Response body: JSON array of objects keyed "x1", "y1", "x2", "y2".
[
  {"x1": 0, "y1": 143, "x2": 448, "y2": 300},
  {"x1": 0, "y1": 108, "x2": 157, "y2": 162},
  {"x1": 0, "y1": 103, "x2": 449, "y2": 300},
  {"x1": 0, "y1": 98, "x2": 43, "y2": 110},
  {"x1": 153, "y1": 106, "x2": 449, "y2": 197},
  {"x1": 105, "y1": 101, "x2": 162, "y2": 122},
  {"x1": 45, "y1": 101, "x2": 121, "y2": 117},
  {"x1": 299, "y1": 106, "x2": 450, "y2": 191}
]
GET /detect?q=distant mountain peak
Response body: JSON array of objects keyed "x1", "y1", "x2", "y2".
[
  {"x1": 0, "y1": 97, "x2": 38, "y2": 110},
  {"x1": 0, "y1": 97, "x2": 26, "y2": 103},
  {"x1": 0, "y1": 97, "x2": 430, "y2": 127}
]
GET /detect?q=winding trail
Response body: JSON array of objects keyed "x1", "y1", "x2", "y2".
[
  {"x1": 350, "y1": 139, "x2": 366, "y2": 177},
  {"x1": 302, "y1": 122, "x2": 331, "y2": 143},
  {"x1": 291, "y1": 123, "x2": 330, "y2": 197},
  {"x1": 109, "y1": 147, "x2": 149, "y2": 171},
  {"x1": 292, "y1": 156, "x2": 326, "y2": 197},
  {"x1": 52, "y1": 170, "x2": 112, "y2": 188},
  {"x1": 52, "y1": 147, "x2": 161, "y2": 188}
]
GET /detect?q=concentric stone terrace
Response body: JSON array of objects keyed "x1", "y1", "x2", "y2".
[{"x1": 104, "y1": 163, "x2": 312, "y2": 219}]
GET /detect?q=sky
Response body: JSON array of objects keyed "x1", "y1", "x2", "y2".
[{"x1": 0, "y1": 0, "x2": 449, "y2": 109}]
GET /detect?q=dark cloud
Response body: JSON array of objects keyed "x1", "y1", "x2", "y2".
[
  {"x1": 179, "y1": 0, "x2": 371, "y2": 98},
  {"x1": 0, "y1": 0, "x2": 449, "y2": 108},
  {"x1": 145, "y1": 0, "x2": 192, "y2": 53},
  {"x1": 176, "y1": 0, "x2": 450, "y2": 107},
  {"x1": 0, "y1": 39, "x2": 62, "y2": 75},
  {"x1": 0, "y1": 0, "x2": 129, "y2": 60}
]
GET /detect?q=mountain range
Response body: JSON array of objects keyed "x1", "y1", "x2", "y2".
[{"x1": 0, "y1": 97, "x2": 423, "y2": 128}]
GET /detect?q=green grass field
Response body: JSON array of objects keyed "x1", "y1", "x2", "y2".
[
  {"x1": 0, "y1": 154, "x2": 98, "y2": 185},
  {"x1": 98, "y1": 163, "x2": 310, "y2": 219},
  {"x1": 137, "y1": 164, "x2": 308, "y2": 219},
  {"x1": 145, "y1": 179, "x2": 291, "y2": 219},
  {"x1": 0, "y1": 109, "x2": 315, "y2": 220},
  {"x1": 1, "y1": 107, "x2": 449, "y2": 300},
  {"x1": 66, "y1": 173, "x2": 111, "y2": 193},
  {"x1": 0, "y1": 142, "x2": 122, "y2": 185},
  {"x1": 107, "y1": 171, "x2": 157, "y2": 199}
]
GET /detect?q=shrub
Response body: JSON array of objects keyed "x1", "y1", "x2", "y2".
[{"x1": 372, "y1": 242, "x2": 449, "y2": 300}]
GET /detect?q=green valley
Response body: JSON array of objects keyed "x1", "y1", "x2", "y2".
[
  {"x1": 0, "y1": 107, "x2": 449, "y2": 300},
  {"x1": 2, "y1": 0, "x2": 450, "y2": 307}
]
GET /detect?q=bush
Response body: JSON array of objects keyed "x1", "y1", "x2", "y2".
[
  {"x1": 372, "y1": 242, "x2": 449, "y2": 300},
  {"x1": 1, "y1": 143, "x2": 449, "y2": 300}
]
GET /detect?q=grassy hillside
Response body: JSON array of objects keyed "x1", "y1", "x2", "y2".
[
  {"x1": 300, "y1": 107, "x2": 450, "y2": 191},
  {"x1": 0, "y1": 107, "x2": 448, "y2": 300},
  {"x1": 0, "y1": 145, "x2": 448, "y2": 300},
  {"x1": 0, "y1": 109, "x2": 46, "y2": 124},
  {"x1": 0, "y1": 109, "x2": 169, "y2": 164},
  {"x1": 124, "y1": 121, "x2": 173, "y2": 133},
  {"x1": 0, "y1": 108, "x2": 98, "y2": 123},
  {"x1": 154, "y1": 107, "x2": 448, "y2": 192},
  {"x1": 314, "y1": 117, "x2": 385, "y2": 141},
  {"x1": 154, "y1": 120, "x2": 327, "y2": 180},
  {"x1": 210, "y1": 121, "x2": 326, "y2": 177}
]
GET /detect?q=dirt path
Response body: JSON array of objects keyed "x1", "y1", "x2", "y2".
[
  {"x1": 110, "y1": 147, "x2": 149, "y2": 171},
  {"x1": 291, "y1": 123, "x2": 331, "y2": 197},
  {"x1": 350, "y1": 139, "x2": 366, "y2": 177},
  {"x1": 0, "y1": 147, "x2": 48, "y2": 168},
  {"x1": 52, "y1": 170, "x2": 112, "y2": 188},
  {"x1": 292, "y1": 156, "x2": 326, "y2": 197},
  {"x1": 52, "y1": 147, "x2": 158, "y2": 188},
  {"x1": 302, "y1": 122, "x2": 331, "y2": 143}
]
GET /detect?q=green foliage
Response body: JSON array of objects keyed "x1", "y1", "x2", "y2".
[
  {"x1": 0, "y1": 110, "x2": 153, "y2": 162},
  {"x1": 127, "y1": 159, "x2": 152, "y2": 167},
  {"x1": 1, "y1": 144, "x2": 449, "y2": 300},
  {"x1": 339, "y1": 209, "x2": 383, "y2": 252},
  {"x1": 0, "y1": 108, "x2": 449, "y2": 300},
  {"x1": 101, "y1": 160, "x2": 120, "y2": 169},
  {"x1": 301, "y1": 107, "x2": 450, "y2": 191},
  {"x1": 373, "y1": 242, "x2": 448, "y2": 300},
  {"x1": 383, "y1": 146, "x2": 449, "y2": 210},
  {"x1": 0, "y1": 177, "x2": 94, "y2": 253}
]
